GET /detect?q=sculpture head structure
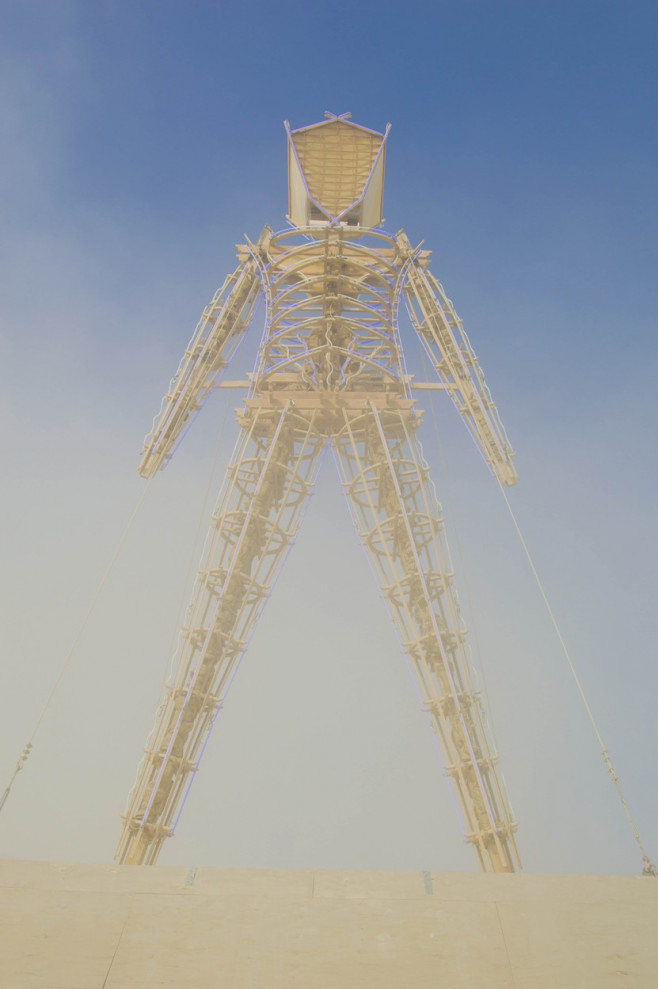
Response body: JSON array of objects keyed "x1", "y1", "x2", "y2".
[{"x1": 285, "y1": 112, "x2": 391, "y2": 228}]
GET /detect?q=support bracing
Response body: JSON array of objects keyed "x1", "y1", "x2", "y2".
[
  {"x1": 118, "y1": 405, "x2": 324, "y2": 864},
  {"x1": 334, "y1": 405, "x2": 519, "y2": 871},
  {"x1": 118, "y1": 115, "x2": 521, "y2": 870}
]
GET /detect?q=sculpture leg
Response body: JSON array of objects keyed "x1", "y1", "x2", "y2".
[
  {"x1": 333, "y1": 403, "x2": 521, "y2": 873},
  {"x1": 117, "y1": 403, "x2": 323, "y2": 864}
]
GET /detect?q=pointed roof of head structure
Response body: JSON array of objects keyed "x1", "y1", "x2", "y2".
[{"x1": 285, "y1": 112, "x2": 390, "y2": 228}]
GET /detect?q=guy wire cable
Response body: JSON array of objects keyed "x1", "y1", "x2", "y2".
[
  {"x1": 495, "y1": 477, "x2": 656, "y2": 876},
  {"x1": 0, "y1": 475, "x2": 154, "y2": 818},
  {"x1": 416, "y1": 338, "x2": 654, "y2": 874}
]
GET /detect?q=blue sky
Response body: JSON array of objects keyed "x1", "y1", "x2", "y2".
[{"x1": 1, "y1": 0, "x2": 657, "y2": 875}]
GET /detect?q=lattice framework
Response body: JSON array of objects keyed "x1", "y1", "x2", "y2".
[{"x1": 117, "y1": 129, "x2": 520, "y2": 871}]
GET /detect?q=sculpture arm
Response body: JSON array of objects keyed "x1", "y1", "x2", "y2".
[
  {"x1": 139, "y1": 252, "x2": 262, "y2": 478},
  {"x1": 399, "y1": 236, "x2": 517, "y2": 486}
]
